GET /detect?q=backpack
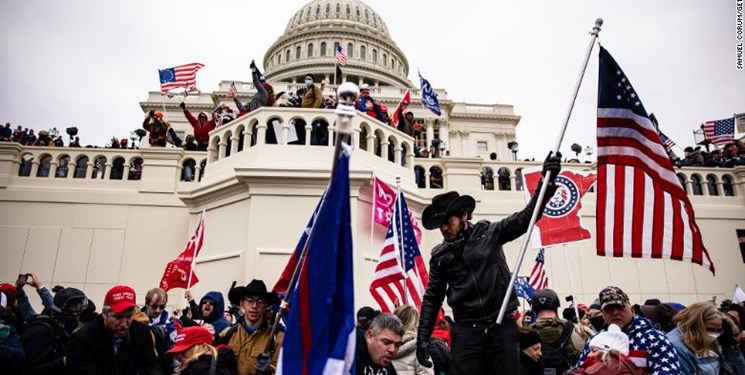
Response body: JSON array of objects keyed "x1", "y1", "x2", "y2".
[{"x1": 540, "y1": 321, "x2": 575, "y2": 374}]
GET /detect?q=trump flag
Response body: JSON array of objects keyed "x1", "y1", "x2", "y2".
[{"x1": 522, "y1": 168, "x2": 597, "y2": 248}]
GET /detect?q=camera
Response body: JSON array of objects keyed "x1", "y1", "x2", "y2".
[
  {"x1": 66, "y1": 127, "x2": 78, "y2": 137},
  {"x1": 16, "y1": 273, "x2": 33, "y2": 285},
  {"x1": 565, "y1": 295, "x2": 574, "y2": 302}
]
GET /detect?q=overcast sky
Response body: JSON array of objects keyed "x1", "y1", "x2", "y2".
[{"x1": 1, "y1": 0, "x2": 743, "y2": 160}]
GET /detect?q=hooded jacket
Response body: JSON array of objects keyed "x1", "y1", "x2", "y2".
[
  {"x1": 418, "y1": 184, "x2": 557, "y2": 342},
  {"x1": 183, "y1": 109, "x2": 216, "y2": 146},
  {"x1": 392, "y1": 331, "x2": 433, "y2": 375},
  {"x1": 199, "y1": 291, "x2": 231, "y2": 334}
]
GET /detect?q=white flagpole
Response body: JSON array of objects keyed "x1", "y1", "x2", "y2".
[
  {"x1": 562, "y1": 244, "x2": 581, "y2": 324},
  {"x1": 395, "y1": 175, "x2": 408, "y2": 306},
  {"x1": 497, "y1": 18, "x2": 603, "y2": 324}
]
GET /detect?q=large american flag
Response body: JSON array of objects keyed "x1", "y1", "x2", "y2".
[
  {"x1": 596, "y1": 46, "x2": 714, "y2": 273},
  {"x1": 528, "y1": 248, "x2": 548, "y2": 290},
  {"x1": 335, "y1": 45, "x2": 348, "y2": 66},
  {"x1": 370, "y1": 192, "x2": 428, "y2": 312},
  {"x1": 158, "y1": 63, "x2": 204, "y2": 94},
  {"x1": 703, "y1": 118, "x2": 735, "y2": 147}
]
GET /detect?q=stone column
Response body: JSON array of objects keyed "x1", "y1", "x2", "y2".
[
  {"x1": 256, "y1": 123, "x2": 267, "y2": 145},
  {"x1": 439, "y1": 119, "x2": 450, "y2": 153},
  {"x1": 218, "y1": 141, "x2": 227, "y2": 160},
  {"x1": 394, "y1": 145, "x2": 402, "y2": 165},
  {"x1": 424, "y1": 171, "x2": 431, "y2": 189},
  {"x1": 367, "y1": 135, "x2": 375, "y2": 154},
  {"x1": 305, "y1": 123, "x2": 313, "y2": 146},
  {"x1": 49, "y1": 161, "x2": 58, "y2": 179},
  {"x1": 30, "y1": 161, "x2": 40, "y2": 177},
  {"x1": 230, "y1": 135, "x2": 240, "y2": 155},
  {"x1": 425, "y1": 119, "x2": 435, "y2": 152},
  {"x1": 381, "y1": 141, "x2": 390, "y2": 160},
  {"x1": 103, "y1": 163, "x2": 113, "y2": 180}
]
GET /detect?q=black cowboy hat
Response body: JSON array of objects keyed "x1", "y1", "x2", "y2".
[
  {"x1": 422, "y1": 191, "x2": 475, "y2": 230},
  {"x1": 228, "y1": 279, "x2": 278, "y2": 306}
]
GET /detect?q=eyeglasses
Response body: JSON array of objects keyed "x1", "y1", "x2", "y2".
[
  {"x1": 243, "y1": 297, "x2": 267, "y2": 307},
  {"x1": 201, "y1": 300, "x2": 215, "y2": 306},
  {"x1": 149, "y1": 304, "x2": 166, "y2": 310}
]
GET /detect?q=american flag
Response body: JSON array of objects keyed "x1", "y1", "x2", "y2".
[
  {"x1": 335, "y1": 45, "x2": 348, "y2": 66},
  {"x1": 596, "y1": 47, "x2": 714, "y2": 273},
  {"x1": 158, "y1": 63, "x2": 205, "y2": 94},
  {"x1": 528, "y1": 248, "x2": 548, "y2": 290},
  {"x1": 703, "y1": 117, "x2": 735, "y2": 147},
  {"x1": 658, "y1": 131, "x2": 676, "y2": 153},
  {"x1": 228, "y1": 81, "x2": 238, "y2": 98},
  {"x1": 370, "y1": 192, "x2": 429, "y2": 312}
]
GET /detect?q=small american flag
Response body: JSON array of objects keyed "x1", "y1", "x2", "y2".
[
  {"x1": 528, "y1": 248, "x2": 548, "y2": 290},
  {"x1": 159, "y1": 63, "x2": 204, "y2": 94},
  {"x1": 370, "y1": 192, "x2": 428, "y2": 312},
  {"x1": 658, "y1": 131, "x2": 676, "y2": 153},
  {"x1": 703, "y1": 118, "x2": 735, "y2": 147},
  {"x1": 228, "y1": 81, "x2": 238, "y2": 98},
  {"x1": 336, "y1": 45, "x2": 348, "y2": 66},
  {"x1": 596, "y1": 47, "x2": 713, "y2": 273}
]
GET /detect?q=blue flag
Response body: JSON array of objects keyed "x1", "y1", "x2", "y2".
[
  {"x1": 514, "y1": 276, "x2": 535, "y2": 301},
  {"x1": 277, "y1": 146, "x2": 355, "y2": 374},
  {"x1": 419, "y1": 72, "x2": 441, "y2": 116}
]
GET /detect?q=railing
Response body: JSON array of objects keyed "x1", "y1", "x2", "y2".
[{"x1": 206, "y1": 107, "x2": 417, "y2": 168}]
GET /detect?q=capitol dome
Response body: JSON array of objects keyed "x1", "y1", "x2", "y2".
[{"x1": 263, "y1": 0, "x2": 411, "y2": 88}]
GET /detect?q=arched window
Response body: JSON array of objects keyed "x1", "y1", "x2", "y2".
[
  {"x1": 285, "y1": 49, "x2": 290, "y2": 62},
  {"x1": 316, "y1": 5, "x2": 320, "y2": 15},
  {"x1": 365, "y1": 10, "x2": 369, "y2": 20},
  {"x1": 481, "y1": 167, "x2": 494, "y2": 190},
  {"x1": 497, "y1": 167, "x2": 511, "y2": 191},
  {"x1": 181, "y1": 159, "x2": 196, "y2": 182},
  {"x1": 73, "y1": 156, "x2": 88, "y2": 178},
  {"x1": 326, "y1": 4, "x2": 330, "y2": 14},
  {"x1": 391, "y1": 59, "x2": 395, "y2": 70},
  {"x1": 356, "y1": 7, "x2": 360, "y2": 17},
  {"x1": 690, "y1": 174, "x2": 703, "y2": 195},
  {"x1": 307, "y1": 43, "x2": 314, "y2": 57},
  {"x1": 128, "y1": 157, "x2": 143, "y2": 180},
  {"x1": 320, "y1": 42, "x2": 327, "y2": 56},
  {"x1": 346, "y1": 4, "x2": 351, "y2": 14},
  {"x1": 429, "y1": 166, "x2": 443, "y2": 189},
  {"x1": 347, "y1": 43, "x2": 353, "y2": 58},
  {"x1": 676, "y1": 173, "x2": 687, "y2": 194},
  {"x1": 334, "y1": 42, "x2": 340, "y2": 55},
  {"x1": 335, "y1": 3, "x2": 340, "y2": 13},
  {"x1": 372, "y1": 49, "x2": 377, "y2": 63},
  {"x1": 722, "y1": 174, "x2": 735, "y2": 196},
  {"x1": 92, "y1": 156, "x2": 106, "y2": 179},
  {"x1": 56, "y1": 155, "x2": 71, "y2": 178},
  {"x1": 37, "y1": 155, "x2": 52, "y2": 178},
  {"x1": 383, "y1": 53, "x2": 387, "y2": 66},
  {"x1": 110, "y1": 157, "x2": 125, "y2": 180},
  {"x1": 414, "y1": 166, "x2": 426, "y2": 188},
  {"x1": 706, "y1": 174, "x2": 719, "y2": 196},
  {"x1": 296, "y1": 46, "x2": 301, "y2": 60},
  {"x1": 18, "y1": 155, "x2": 32, "y2": 177},
  {"x1": 360, "y1": 45, "x2": 366, "y2": 60}
]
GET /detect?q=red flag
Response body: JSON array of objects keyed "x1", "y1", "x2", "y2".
[
  {"x1": 522, "y1": 168, "x2": 597, "y2": 248},
  {"x1": 159, "y1": 214, "x2": 205, "y2": 291},
  {"x1": 390, "y1": 89, "x2": 411, "y2": 127},
  {"x1": 372, "y1": 177, "x2": 422, "y2": 243},
  {"x1": 370, "y1": 192, "x2": 428, "y2": 312},
  {"x1": 596, "y1": 47, "x2": 713, "y2": 273}
]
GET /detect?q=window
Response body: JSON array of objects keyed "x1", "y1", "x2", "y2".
[
  {"x1": 334, "y1": 42, "x2": 340, "y2": 55},
  {"x1": 336, "y1": 4, "x2": 340, "y2": 13},
  {"x1": 296, "y1": 46, "x2": 301, "y2": 60},
  {"x1": 360, "y1": 45, "x2": 366, "y2": 60},
  {"x1": 316, "y1": 5, "x2": 320, "y2": 15},
  {"x1": 391, "y1": 59, "x2": 395, "y2": 70},
  {"x1": 372, "y1": 49, "x2": 377, "y2": 63},
  {"x1": 356, "y1": 7, "x2": 360, "y2": 17},
  {"x1": 326, "y1": 4, "x2": 330, "y2": 14},
  {"x1": 477, "y1": 141, "x2": 488, "y2": 152},
  {"x1": 383, "y1": 53, "x2": 387, "y2": 66},
  {"x1": 347, "y1": 43, "x2": 353, "y2": 58},
  {"x1": 365, "y1": 10, "x2": 369, "y2": 20},
  {"x1": 286, "y1": 49, "x2": 290, "y2": 62},
  {"x1": 346, "y1": 5, "x2": 351, "y2": 14},
  {"x1": 320, "y1": 42, "x2": 327, "y2": 56},
  {"x1": 307, "y1": 43, "x2": 314, "y2": 57}
]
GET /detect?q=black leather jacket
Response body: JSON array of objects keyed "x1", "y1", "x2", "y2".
[{"x1": 418, "y1": 183, "x2": 556, "y2": 340}]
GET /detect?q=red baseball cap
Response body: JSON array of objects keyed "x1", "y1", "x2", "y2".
[
  {"x1": 104, "y1": 285, "x2": 136, "y2": 314},
  {"x1": 167, "y1": 326, "x2": 213, "y2": 354}
]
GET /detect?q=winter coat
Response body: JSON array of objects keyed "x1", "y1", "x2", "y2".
[
  {"x1": 570, "y1": 354, "x2": 645, "y2": 375},
  {"x1": 143, "y1": 116, "x2": 169, "y2": 147},
  {"x1": 577, "y1": 315, "x2": 681, "y2": 375},
  {"x1": 392, "y1": 331, "x2": 434, "y2": 375},
  {"x1": 235, "y1": 71, "x2": 271, "y2": 117},
  {"x1": 180, "y1": 346, "x2": 237, "y2": 375},
  {"x1": 301, "y1": 85, "x2": 322, "y2": 109},
  {"x1": 227, "y1": 319, "x2": 283, "y2": 375},
  {"x1": 183, "y1": 108, "x2": 217, "y2": 146},
  {"x1": 519, "y1": 351, "x2": 544, "y2": 375},
  {"x1": 65, "y1": 315, "x2": 163, "y2": 375},
  {"x1": 198, "y1": 291, "x2": 231, "y2": 334},
  {"x1": 355, "y1": 329, "x2": 397, "y2": 375},
  {"x1": 20, "y1": 314, "x2": 72, "y2": 374},
  {"x1": 0, "y1": 319, "x2": 25, "y2": 374},
  {"x1": 667, "y1": 327, "x2": 719, "y2": 375},
  {"x1": 418, "y1": 183, "x2": 556, "y2": 341}
]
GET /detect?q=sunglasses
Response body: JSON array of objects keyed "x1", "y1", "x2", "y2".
[{"x1": 149, "y1": 304, "x2": 166, "y2": 310}]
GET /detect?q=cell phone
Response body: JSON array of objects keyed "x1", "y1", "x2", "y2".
[{"x1": 17, "y1": 274, "x2": 27, "y2": 284}]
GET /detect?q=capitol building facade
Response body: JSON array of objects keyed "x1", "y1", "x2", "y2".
[{"x1": 1, "y1": 0, "x2": 744, "y2": 311}]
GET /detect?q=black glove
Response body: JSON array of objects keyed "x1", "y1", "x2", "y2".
[
  {"x1": 542, "y1": 151, "x2": 562, "y2": 184},
  {"x1": 416, "y1": 338, "x2": 433, "y2": 368},
  {"x1": 148, "y1": 110, "x2": 155, "y2": 117},
  {"x1": 179, "y1": 102, "x2": 186, "y2": 109},
  {"x1": 256, "y1": 353, "x2": 271, "y2": 374}
]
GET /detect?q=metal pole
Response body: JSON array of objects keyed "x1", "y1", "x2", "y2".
[
  {"x1": 497, "y1": 18, "x2": 603, "y2": 324},
  {"x1": 562, "y1": 244, "x2": 581, "y2": 324},
  {"x1": 264, "y1": 83, "x2": 360, "y2": 352}
]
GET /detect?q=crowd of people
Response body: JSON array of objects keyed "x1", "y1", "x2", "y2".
[{"x1": 674, "y1": 144, "x2": 745, "y2": 168}]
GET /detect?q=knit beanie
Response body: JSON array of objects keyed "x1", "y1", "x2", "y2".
[
  {"x1": 520, "y1": 330, "x2": 542, "y2": 350},
  {"x1": 589, "y1": 324, "x2": 629, "y2": 356}
]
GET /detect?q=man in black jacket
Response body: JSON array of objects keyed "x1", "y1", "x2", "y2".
[
  {"x1": 416, "y1": 152, "x2": 561, "y2": 374},
  {"x1": 21, "y1": 287, "x2": 88, "y2": 374},
  {"x1": 65, "y1": 285, "x2": 162, "y2": 375}
]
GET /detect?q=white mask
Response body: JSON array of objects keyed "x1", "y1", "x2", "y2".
[{"x1": 304, "y1": 79, "x2": 312, "y2": 87}]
